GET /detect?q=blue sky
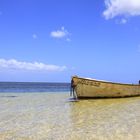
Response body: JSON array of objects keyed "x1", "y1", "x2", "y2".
[{"x1": 0, "y1": 0, "x2": 140, "y2": 83}]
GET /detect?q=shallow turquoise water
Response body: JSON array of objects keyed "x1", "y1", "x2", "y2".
[{"x1": 0, "y1": 92, "x2": 140, "y2": 140}]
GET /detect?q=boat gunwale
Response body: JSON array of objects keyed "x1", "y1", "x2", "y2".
[{"x1": 72, "y1": 76, "x2": 140, "y2": 86}]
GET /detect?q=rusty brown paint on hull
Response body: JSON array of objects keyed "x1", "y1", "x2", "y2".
[{"x1": 71, "y1": 76, "x2": 140, "y2": 98}]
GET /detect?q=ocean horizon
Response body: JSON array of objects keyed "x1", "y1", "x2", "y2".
[{"x1": 0, "y1": 82, "x2": 71, "y2": 93}]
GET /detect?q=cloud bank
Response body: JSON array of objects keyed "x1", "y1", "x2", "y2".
[
  {"x1": 103, "y1": 0, "x2": 140, "y2": 19},
  {"x1": 50, "y1": 27, "x2": 71, "y2": 41},
  {"x1": 0, "y1": 59, "x2": 67, "y2": 72}
]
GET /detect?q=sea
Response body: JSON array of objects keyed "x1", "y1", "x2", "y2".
[
  {"x1": 0, "y1": 82, "x2": 140, "y2": 140},
  {"x1": 0, "y1": 82, "x2": 71, "y2": 93}
]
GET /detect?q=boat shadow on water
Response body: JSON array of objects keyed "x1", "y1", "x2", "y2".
[
  {"x1": 0, "y1": 95, "x2": 18, "y2": 98},
  {"x1": 68, "y1": 94, "x2": 140, "y2": 102},
  {"x1": 69, "y1": 97, "x2": 79, "y2": 102}
]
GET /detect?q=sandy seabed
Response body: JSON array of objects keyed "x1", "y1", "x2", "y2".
[{"x1": 0, "y1": 92, "x2": 140, "y2": 140}]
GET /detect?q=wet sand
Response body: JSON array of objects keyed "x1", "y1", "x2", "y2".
[{"x1": 0, "y1": 92, "x2": 140, "y2": 140}]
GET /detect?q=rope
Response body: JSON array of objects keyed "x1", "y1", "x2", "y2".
[{"x1": 70, "y1": 79, "x2": 77, "y2": 99}]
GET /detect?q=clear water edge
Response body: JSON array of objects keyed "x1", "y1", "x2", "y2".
[{"x1": 0, "y1": 83, "x2": 140, "y2": 139}]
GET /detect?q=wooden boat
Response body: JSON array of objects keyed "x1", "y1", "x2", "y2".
[{"x1": 71, "y1": 76, "x2": 140, "y2": 98}]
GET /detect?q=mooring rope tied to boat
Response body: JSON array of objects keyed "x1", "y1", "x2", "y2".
[{"x1": 70, "y1": 78, "x2": 77, "y2": 99}]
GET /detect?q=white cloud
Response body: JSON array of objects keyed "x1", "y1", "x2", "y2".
[
  {"x1": 120, "y1": 18, "x2": 127, "y2": 24},
  {"x1": 50, "y1": 27, "x2": 70, "y2": 40},
  {"x1": 32, "y1": 34, "x2": 38, "y2": 39},
  {"x1": 0, "y1": 59, "x2": 67, "y2": 72},
  {"x1": 115, "y1": 18, "x2": 127, "y2": 24},
  {"x1": 103, "y1": 0, "x2": 140, "y2": 19},
  {"x1": 66, "y1": 38, "x2": 71, "y2": 42}
]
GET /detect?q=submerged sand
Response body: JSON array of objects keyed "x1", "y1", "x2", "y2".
[{"x1": 0, "y1": 92, "x2": 140, "y2": 140}]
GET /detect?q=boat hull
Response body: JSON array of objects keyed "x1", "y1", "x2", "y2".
[{"x1": 71, "y1": 76, "x2": 140, "y2": 98}]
